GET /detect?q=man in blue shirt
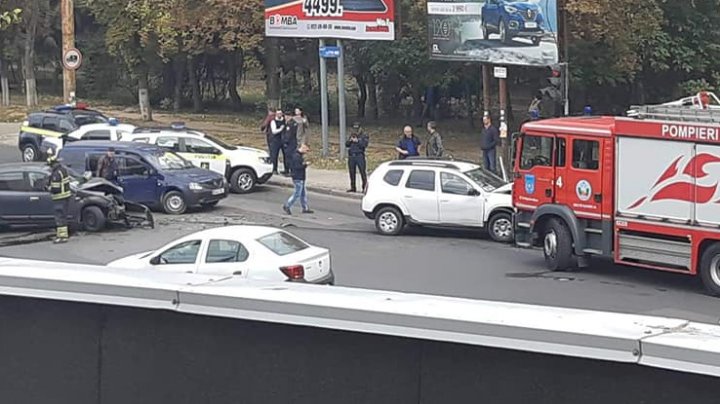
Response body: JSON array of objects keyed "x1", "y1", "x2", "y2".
[{"x1": 395, "y1": 125, "x2": 421, "y2": 159}]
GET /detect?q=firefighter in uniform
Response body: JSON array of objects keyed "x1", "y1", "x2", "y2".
[
  {"x1": 48, "y1": 152, "x2": 71, "y2": 243},
  {"x1": 345, "y1": 121, "x2": 369, "y2": 193}
]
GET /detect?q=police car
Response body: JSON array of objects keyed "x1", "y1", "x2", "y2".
[
  {"x1": 18, "y1": 104, "x2": 109, "y2": 162},
  {"x1": 122, "y1": 123, "x2": 274, "y2": 193},
  {"x1": 40, "y1": 118, "x2": 136, "y2": 157}
]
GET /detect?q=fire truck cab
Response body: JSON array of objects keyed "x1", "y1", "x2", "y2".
[{"x1": 513, "y1": 92, "x2": 720, "y2": 295}]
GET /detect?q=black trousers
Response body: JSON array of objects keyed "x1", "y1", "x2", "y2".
[
  {"x1": 53, "y1": 198, "x2": 69, "y2": 239},
  {"x1": 348, "y1": 154, "x2": 367, "y2": 191},
  {"x1": 269, "y1": 136, "x2": 283, "y2": 173},
  {"x1": 282, "y1": 138, "x2": 297, "y2": 173}
]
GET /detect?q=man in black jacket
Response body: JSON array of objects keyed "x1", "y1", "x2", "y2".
[
  {"x1": 346, "y1": 121, "x2": 369, "y2": 193},
  {"x1": 282, "y1": 111, "x2": 299, "y2": 177},
  {"x1": 480, "y1": 115, "x2": 500, "y2": 173},
  {"x1": 269, "y1": 110, "x2": 286, "y2": 174},
  {"x1": 282, "y1": 144, "x2": 314, "y2": 215}
]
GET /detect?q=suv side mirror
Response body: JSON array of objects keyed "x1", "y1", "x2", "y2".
[
  {"x1": 212, "y1": 148, "x2": 222, "y2": 155},
  {"x1": 468, "y1": 188, "x2": 481, "y2": 196},
  {"x1": 150, "y1": 256, "x2": 161, "y2": 265}
]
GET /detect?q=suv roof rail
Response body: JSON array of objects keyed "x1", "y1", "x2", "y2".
[
  {"x1": 132, "y1": 126, "x2": 204, "y2": 134},
  {"x1": 388, "y1": 160, "x2": 461, "y2": 170}
]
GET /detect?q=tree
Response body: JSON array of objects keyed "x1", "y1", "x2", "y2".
[{"x1": 0, "y1": 4, "x2": 21, "y2": 105}]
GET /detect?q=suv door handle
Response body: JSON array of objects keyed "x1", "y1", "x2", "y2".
[
  {"x1": 29, "y1": 196, "x2": 39, "y2": 201},
  {"x1": 404, "y1": 195, "x2": 413, "y2": 199}
]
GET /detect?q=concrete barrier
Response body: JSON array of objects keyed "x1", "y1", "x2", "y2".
[{"x1": 0, "y1": 257, "x2": 719, "y2": 403}]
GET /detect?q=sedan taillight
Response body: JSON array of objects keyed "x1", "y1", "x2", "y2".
[{"x1": 280, "y1": 265, "x2": 305, "y2": 281}]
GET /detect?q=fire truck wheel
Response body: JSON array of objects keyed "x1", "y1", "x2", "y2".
[
  {"x1": 543, "y1": 218, "x2": 574, "y2": 271},
  {"x1": 699, "y1": 243, "x2": 720, "y2": 296}
]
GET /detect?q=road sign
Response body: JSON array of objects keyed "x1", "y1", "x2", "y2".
[
  {"x1": 319, "y1": 46, "x2": 341, "y2": 59},
  {"x1": 494, "y1": 66, "x2": 507, "y2": 79},
  {"x1": 62, "y1": 48, "x2": 82, "y2": 71}
]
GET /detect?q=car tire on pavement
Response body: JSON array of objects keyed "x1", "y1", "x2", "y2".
[
  {"x1": 481, "y1": 21, "x2": 489, "y2": 40},
  {"x1": 543, "y1": 218, "x2": 574, "y2": 271},
  {"x1": 500, "y1": 20, "x2": 510, "y2": 44},
  {"x1": 82, "y1": 205, "x2": 107, "y2": 232},
  {"x1": 230, "y1": 168, "x2": 256, "y2": 194},
  {"x1": 162, "y1": 191, "x2": 187, "y2": 215},
  {"x1": 22, "y1": 144, "x2": 38, "y2": 162},
  {"x1": 375, "y1": 206, "x2": 404, "y2": 236},
  {"x1": 487, "y1": 211, "x2": 514, "y2": 243},
  {"x1": 699, "y1": 243, "x2": 720, "y2": 297}
]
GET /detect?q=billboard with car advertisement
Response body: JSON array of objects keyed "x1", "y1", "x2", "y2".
[
  {"x1": 427, "y1": 0, "x2": 558, "y2": 66},
  {"x1": 265, "y1": 0, "x2": 395, "y2": 41}
]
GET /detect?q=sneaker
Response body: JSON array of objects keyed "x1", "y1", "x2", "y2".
[
  {"x1": 282, "y1": 205, "x2": 291, "y2": 215},
  {"x1": 53, "y1": 238, "x2": 68, "y2": 244},
  {"x1": 302, "y1": 209, "x2": 314, "y2": 214},
  {"x1": 346, "y1": 189, "x2": 356, "y2": 193}
]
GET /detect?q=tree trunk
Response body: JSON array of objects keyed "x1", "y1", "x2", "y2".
[
  {"x1": 227, "y1": 51, "x2": 242, "y2": 108},
  {"x1": 173, "y1": 55, "x2": 185, "y2": 112},
  {"x1": 23, "y1": 8, "x2": 38, "y2": 107},
  {"x1": 355, "y1": 74, "x2": 367, "y2": 119},
  {"x1": 138, "y1": 67, "x2": 152, "y2": 121},
  {"x1": 368, "y1": 73, "x2": 378, "y2": 120},
  {"x1": 265, "y1": 37, "x2": 280, "y2": 109},
  {"x1": 0, "y1": 58, "x2": 9, "y2": 106},
  {"x1": 301, "y1": 68, "x2": 312, "y2": 95},
  {"x1": 188, "y1": 56, "x2": 202, "y2": 112}
]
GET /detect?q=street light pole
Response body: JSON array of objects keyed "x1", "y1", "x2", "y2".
[{"x1": 60, "y1": 0, "x2": 76, "y2": 103}]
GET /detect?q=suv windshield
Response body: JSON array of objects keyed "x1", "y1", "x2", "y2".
[
  {"x1": 145, "y1": 151, "x2": 195, "y2": 170},
  {"x1": 464, "y1": 168, "x2": 507, "y2": 192},
  {"x1": 205, "y1": 134, "x2": 237, "y2": 151}
]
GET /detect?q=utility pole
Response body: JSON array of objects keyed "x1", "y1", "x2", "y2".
[
  {"x1": 60, "y1": 0, "x2": 76, "y2": 103},
  {"x1": 337, "y1": 40, "x2": 347, "y2": 160}
]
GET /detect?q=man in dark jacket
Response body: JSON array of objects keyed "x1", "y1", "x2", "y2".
[
  {"x1": 96, "y1": 147, "x2": 118, "y2": 180},
  {"x1": 395, "y1": 125, "x2": 421, "y2": 159},
  {"x1": 346, "y1": 121, "x2": 369, "y2": 193},
  {"x1": 282, "y1": 144, "x2": 314, "y2": 215},
  {"x1": 425, "y1": 121, "x2": 444, "y2": 158},
  {"x1": 269, "y1": 110, "x2": 286, "y2": 174},
  {"x1": 282, "y1": 112, "x2": 299, "y2": 177},
  {"x1": 480, "y1": 115, "x2": 500, "y2": 173}
]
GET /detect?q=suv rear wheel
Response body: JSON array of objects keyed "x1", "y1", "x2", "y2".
[{"x1": 375, "y1": 206, "x2": 404, "y2": 236}]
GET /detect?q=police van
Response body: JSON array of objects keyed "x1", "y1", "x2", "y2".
[
  {"x1": 18, "y1": 104, "x2": 108, "y2": 162},
  {"x1": 123, "y1": 123, "x2": 274, "y2": 194}
]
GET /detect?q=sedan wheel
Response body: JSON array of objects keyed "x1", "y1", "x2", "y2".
[{"x1": 163, "y1": 191, "x2": 187, "y2": 215}]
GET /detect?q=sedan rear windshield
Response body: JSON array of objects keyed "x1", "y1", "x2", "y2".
[{"x1": 257, "y1": 231, "x2": 309, "y2": 256}]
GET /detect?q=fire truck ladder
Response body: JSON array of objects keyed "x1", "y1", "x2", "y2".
[{"x1": 627, "y1": 92, "x2": 720, "y2": 123}]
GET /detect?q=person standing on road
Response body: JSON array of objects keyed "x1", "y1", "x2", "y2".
[
  {"x1": 260, "y1": 106, "x2": 275, "y2": 152},
  {"x1": 47, "y1": 153, "x2": 71, "y2": 244},
  {"x1": 96, "y1": 147, "x2": 118, "y2": 181},
  {"x1": 282, "y1": 144, "x2": 314, "y2": 215},
  {"x1": 269, "y1": 110, "x2": 286, "y2": 175},
  {"x1": 425, "y1": 121, "x2": 444, "y2": 158},
  {"x1": 346, "y1": 121, "x2": 369, "y2": 193},
  {"x1": 480, "y1": 115, "x2": 500, "y2": 173},
  {"x1": 395, "y1": 125, "x2": 421, "y2": 160},
  {"x1": 282, "y1": 110, "x2": 299, "y2": 177},
  {"x1": 293, "y1": 107, "x2": 310, "y2": 146}
]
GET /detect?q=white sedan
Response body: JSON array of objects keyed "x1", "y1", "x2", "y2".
[{"x1": 107, "y1": 225, "x2": 334, "y2": 284}]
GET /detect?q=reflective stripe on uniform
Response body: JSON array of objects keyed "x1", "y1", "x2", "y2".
[
  {"x1": 56, "y1": 226, "x2": 69, "y2": 239},
  {"x1": 20, "y1": 126, "x2": 63, "y2": 138},
  {"x1": 51, "y1": 176, "x2": 71, "y2": 200}
]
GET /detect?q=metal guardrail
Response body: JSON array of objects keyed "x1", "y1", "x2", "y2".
[{"x1": 0, "y1": 257, "x2": 719, "y2": 378}]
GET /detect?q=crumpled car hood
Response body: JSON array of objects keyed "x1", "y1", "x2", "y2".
[{"x1": 74, "y1": 178, "x2": 123, "y2": 196}]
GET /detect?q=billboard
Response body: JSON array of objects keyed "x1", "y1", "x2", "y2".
[
  {"x1": 265, "y1": 0, "x2": 395, "y2": 41},
  {"x1": 428, "y1": 0, "x2": 558, "y2": 66}
]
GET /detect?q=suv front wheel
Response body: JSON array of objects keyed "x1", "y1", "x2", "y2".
[
  {"x1": 487, "y1": 212, "x2": 514, "y2": 243},
  {"x1": 21, "y1": 144, "x2": 38, "y2": 162},
  {"x1": 374, "y1": 206, "x2": 404, "y2": 236}
]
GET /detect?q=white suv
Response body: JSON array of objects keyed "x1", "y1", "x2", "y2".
[
  {"x1": 40, "y1": 120, "x2": 136, "y2": 157},
  {"x1": 361, "y1": 160, "x2": 514, "y2": 242},
  {"x1": 123, "y1": 124, "x2": 273, "y2": 193}
]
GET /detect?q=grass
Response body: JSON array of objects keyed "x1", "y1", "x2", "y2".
[{"x1": 0, "y1": 94, "x2": 499, "y2": 172}]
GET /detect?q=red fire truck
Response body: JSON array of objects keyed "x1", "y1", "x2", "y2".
[{"x1": 512, "y1": 92, "x2": 720, "y2": 295}]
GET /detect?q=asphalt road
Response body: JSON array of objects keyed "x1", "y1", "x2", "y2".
[{"x1": 0, "y1": 144, "x2": 719, "y2": 324}]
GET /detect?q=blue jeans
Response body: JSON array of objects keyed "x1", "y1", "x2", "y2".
[
  {"x1": 286, "y1": 180, "x2": 308, "y2": 210},
  {"x1": 483, "y1": 148, "x2": 497, "y2": 173}
]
